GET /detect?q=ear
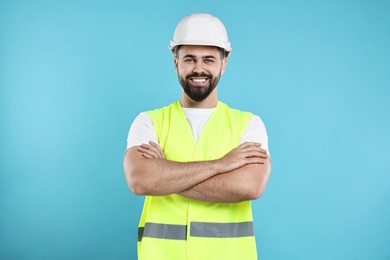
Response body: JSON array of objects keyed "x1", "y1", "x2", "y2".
[
  {"x1": 174, "y1": 56, "x2": 178, "y2": 72},
  {"x1": 220, "y1": 57, "x2": 228, "y2": 75}
]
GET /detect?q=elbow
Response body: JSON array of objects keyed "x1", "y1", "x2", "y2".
[
  {"x1": 247, "y1": 186, "x2": 265, "y2": 200},
  {"x1": 246, "y1": 165, "x2": 271, "y2": 200},
  {"x1": 125, "y1": 170, "x2": 150, "y2": 196},
  {"x1": 128, "y1": 178, "x2": 149, "y2": 195},
  {"x1": 123, "y1": 160, "x2": 149, "y2": 196},
  {"x1": 248, "y1": 183, "x2": 270, "y2": 201}
]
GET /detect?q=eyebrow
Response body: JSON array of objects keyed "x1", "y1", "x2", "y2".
[{"x1": 183, "y1": 54, "x2": 217, "y2": 59}]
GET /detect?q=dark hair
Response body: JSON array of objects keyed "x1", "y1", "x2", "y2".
[{"x1": 172, "y1": 45, "x2": 181, "y2": 56}]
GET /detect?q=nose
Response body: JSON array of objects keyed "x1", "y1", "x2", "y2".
[{"x1": 193, "y1": 60, "x2": 205, "y2": 74}]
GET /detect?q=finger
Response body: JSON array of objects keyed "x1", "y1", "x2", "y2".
[
  {"x1": 247, "y1": 151, "x2": 268, "y2": 159},
  {"x1": 259, "y1": 148, "x2": 267, "y2": 154},
  {"x1": 140, "y1": 143, "x2": 159, "y2": 154},
  {"x1": 149, "y1": 141, "x2": 160, "y2": 147},
  {"x1": 247, "y1": 142, "x2": 262, "y2": 147},
  {"x1": 149, "y1": 141, "x2": 163, "y2": 153},
  {"x1": 138, "y1": 147, "x2": 150, "y2": 153},
  {"x1": 139, "y1": 150, "x2": 157, "y2": 159},
  {"x1": 243, "y1": 149, "x2": 269, "y2": 159},
  {"x1": 146, "y1": 148, "x2": 160, "y2": 158},
  {"x1": 245, "y1": 145, "x2": 267, "y2": 153},
  {"x1": 141, "y1": 153, "x2": 154, "y2": 159},
  {"x1": 149, "y1": 141, "x2": 165, "y2": 158},
  {"x1": 138, "y1": 146, "x2": 160, "y2": 158},
  {"x1": 238, "y1": 143, "x2": 263, "y2": 152},
  {"x1": 237, "y1": 142, "x2": 249, "y2": 148},
  {"x1": 254, "y1": 149, "x2": 268, "y2": 158},
  {"x1": 255, "y1": 152, "x2": 268, "y2": 159},
  {"x1": 237, "y1": 146, "x2": 265, "y2": 155},
  {"x1": 140, "y1": 144, "x2": 151, "y2": 150},
  {"x1": 248, "y1": 157, "x2": 266, "y2": 164},
  {"x1": 243, "y1": 155, "x2": 267, "y2": 164},
  {"x1": 157, "y1": 148, "x2": 165, "y2": 158},
  {"x1": 238, "y1": 142, "x2": 261, "y2": 149}
]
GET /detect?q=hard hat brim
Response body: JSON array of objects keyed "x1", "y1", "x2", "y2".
[{"x1": 169, "y1": 40, "x2": 232, "y2": 55}]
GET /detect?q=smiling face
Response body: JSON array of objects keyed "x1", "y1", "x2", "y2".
[{"x1": 174, "y1": 45, "x2": 227, "y2": 107}]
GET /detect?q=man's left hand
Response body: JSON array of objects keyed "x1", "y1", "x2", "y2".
[{"x1": 137, "y1": 141, "x2": 165, "y2": 159}]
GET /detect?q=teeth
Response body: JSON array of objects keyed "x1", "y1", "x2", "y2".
[{"x1": 193, "y1": 78, "x2": 206, "y2": 83}]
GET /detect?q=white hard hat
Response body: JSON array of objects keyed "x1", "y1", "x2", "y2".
[{"x1": 169, "y1": 13, "x2": 232, "y2": 56}]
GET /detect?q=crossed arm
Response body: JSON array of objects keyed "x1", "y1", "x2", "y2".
[{"x1": 123, "y1": 142, "x2": 271, "y2": 203}]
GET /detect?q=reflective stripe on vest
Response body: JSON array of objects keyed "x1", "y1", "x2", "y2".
[
  {"x1": 139, "y1": 223, "x2": 187, "y2": 241},
  {"x1": 139, "y1": 221, "x2": 254, "y2": 241},
  {"x1": 190, "y1": 221, "x2": 254, "y2": 238}
]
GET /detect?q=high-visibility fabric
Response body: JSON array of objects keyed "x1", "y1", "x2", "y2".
[{"x1": 138, "y1": 101, "x2": 257, "y2": 260}]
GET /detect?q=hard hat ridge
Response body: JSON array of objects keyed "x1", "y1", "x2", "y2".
[{"x1": 169, "y1": 13, "x2": 232, "y2": 57}]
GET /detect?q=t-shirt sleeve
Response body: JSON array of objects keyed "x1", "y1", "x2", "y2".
[
  {"x1": 126, "y1": 112, "x2": 158, "y2": 152},
  {"x1": 240, "y1": 115, "x2": 270, "y2": 155}
]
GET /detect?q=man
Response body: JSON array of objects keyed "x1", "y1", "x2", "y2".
[{"x1": 124, "y1": 13, "x2": 271, "y2": 260}]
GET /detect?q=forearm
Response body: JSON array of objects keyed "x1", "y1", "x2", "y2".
[
  {"x1": 124, "y1": 142, "x2": 268, "y2": 197},
  {"x1": 179, "y1": 158, "x2": 271, "y2": 203},
  {"x1": 124, "y1": 147, "x2": 222, "y2": 196}
]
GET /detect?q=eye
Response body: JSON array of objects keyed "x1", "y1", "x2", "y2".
[
  {"x1": 204, "y1": 59, "x2": 215, "y2": 64},
  {"x1": 184, "y1": 58, "x2": 195, "y2": 63}
]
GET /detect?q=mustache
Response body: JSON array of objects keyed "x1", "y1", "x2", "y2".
[{"x1": 186, "y1": 72, "x2": 212, "y2": 79}]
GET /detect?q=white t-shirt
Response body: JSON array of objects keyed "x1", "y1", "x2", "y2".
[{"x1": 126, "y1": 107, "x2": 269, "y2": 154}]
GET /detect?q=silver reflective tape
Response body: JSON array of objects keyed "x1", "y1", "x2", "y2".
[
  {"x1": 190, "y1": 221, "x2": 254, "y2": 238},
  {"x1": 142, "y1": 222, "x2": 187, "y2": 240}
]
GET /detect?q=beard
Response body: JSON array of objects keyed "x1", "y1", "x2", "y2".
[{"x1": 178, "y1": 71, "x2": 221, "y2": 102}]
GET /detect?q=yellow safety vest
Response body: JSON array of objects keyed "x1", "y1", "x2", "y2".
[{"x1": 138, "y1": 101, "x2": 257, "y2": 260}]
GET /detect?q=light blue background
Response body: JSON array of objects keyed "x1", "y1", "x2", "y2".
[{"x1": 1, "y1": 0, "x2": 389, "y2": 259}]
